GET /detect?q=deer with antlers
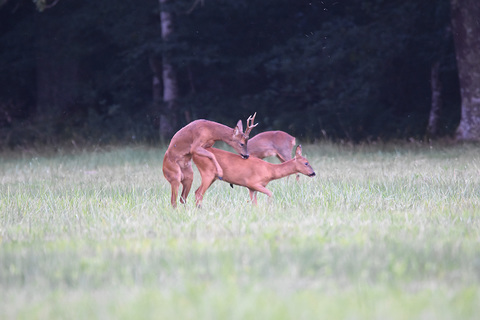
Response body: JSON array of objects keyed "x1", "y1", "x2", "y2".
[
  {"x1": 163, "y1": 113, "x2": 258, "y2": 207},
  {"x1": 193, "y1": 145, "x2": 315, "y2": 206}
]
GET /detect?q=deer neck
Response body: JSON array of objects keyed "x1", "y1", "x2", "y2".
[
  {"x1": 269, "y1": 160, "x2": 297, "y2": 180},
  {"x1": 209, "y1": 122, "x2": 233, "y2": 142}
]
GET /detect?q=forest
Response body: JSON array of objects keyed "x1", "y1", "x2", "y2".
[{"x1": 1, "y1": 0, "x2": 479, "y2": 148}]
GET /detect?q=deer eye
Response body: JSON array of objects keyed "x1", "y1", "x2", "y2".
[
  {"x1": 240, "y1": 143, "x2": 244, "y2": 147},
  {"x1": 305, "y1": 162, "x2": 309, "y2": 165}
]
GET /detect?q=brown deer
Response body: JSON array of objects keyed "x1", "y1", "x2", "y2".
[
  {"x1": 247, "y1": 130, "x2": 299, "y2": 180},
  {"x1": 163, "y1": 113, "x2": 258, "y2": 207},
  {"x1": 193, "y1": 145, "x2": 315, "y2": 206},
  {"x1": 248, "y1": 130, "x2": 296, "y2": 162}
]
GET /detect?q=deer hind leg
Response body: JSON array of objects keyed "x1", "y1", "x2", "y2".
[
  {"x1": 180, "y1": 162, "x2": 194, "y2": 204},
  {"x1": 194, "y1": 185, "x2": 208, "y2": 208},
  {"x1": 194, "y1": 168, "x2": 217, "y2": 207},
  {"x1": 194, "y1": 187, "x2": 204, "y2": 208},
  {"x1": 276, "y1": 153, "x2": 290, "y2": 163},
  {"x1": 170, "y1": 181, "x2": 180, "y2": 208},
  {"x1": 192, "y1": 146, "x2": 224, "y2": 179},
  {"x1": 277, "y1": 138, "x2": 294, "y2": 163},
  {"x1": 194, "y1": 178, "x2": 215, "y2": 207},
  {"x1": 165, "y1": 173, "x2": 181, "y2": 208},
  {"x1": 163, "y1": 156, "x2": 182, "y2": 208}
]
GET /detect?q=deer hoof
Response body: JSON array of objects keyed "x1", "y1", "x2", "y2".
[{"x1": 218, "y1": 176, "x2": 223, "y2": 180}]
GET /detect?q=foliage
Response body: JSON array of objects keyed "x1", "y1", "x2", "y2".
[{"x1": 0, "y1": 0, "x2": 459, "y2": 147}]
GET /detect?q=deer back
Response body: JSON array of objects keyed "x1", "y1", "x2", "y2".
[
  {"x1": 194, "y1": 147, "x2": 269, "y2": 185},
  {"x1": 248, "y1": 131, "x2": 296, "y2": 161},
  {"x1": 166, "y1": 117, "x2": 257, "y2": 159}
]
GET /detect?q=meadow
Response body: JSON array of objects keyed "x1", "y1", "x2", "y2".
[{"x1": 0, "y1": 142, "x2": 479, "y2": 319}]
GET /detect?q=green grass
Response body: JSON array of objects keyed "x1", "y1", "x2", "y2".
[{"x1": 1, "y1": 143, "x2": 479, "y2": 319}]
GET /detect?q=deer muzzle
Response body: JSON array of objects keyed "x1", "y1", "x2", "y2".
[
  {"x1": 308, "y1": 172, "x2": 316, "y2": 177},
  {"x1": 241, "y1": 154, "x2": 249, "y2": 159}
]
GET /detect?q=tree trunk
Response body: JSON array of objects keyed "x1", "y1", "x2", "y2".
[
  {"x1": 427, "y1": 61, "x2": 442, "y2": 138},
  {"x1": 149, "y1": 55, "x2": 163, "y2": 129},
  {"x1": 450, "y1": 0, "x2": 480, "y2": 141},
  {"x1": 158, "y1": 0, "x2": 179, "y2": 141}
]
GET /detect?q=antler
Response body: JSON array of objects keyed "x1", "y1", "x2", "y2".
[{"x1": 244, "y1": 112, "x2": 258, "y2": 138}]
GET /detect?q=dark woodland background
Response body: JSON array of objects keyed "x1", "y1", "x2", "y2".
[{"x1": 1, "y1": 0, "x2": 478, "y2": 149}]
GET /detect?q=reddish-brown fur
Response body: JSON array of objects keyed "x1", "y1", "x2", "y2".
[
  {"x1": 163, "y1": 114, "x2": 257, "y2": 207},
  {"x1": 193, "y1": 145, "x2": 315, "y2": 206},
  {"x1": 248, "y1": 131, "x2": 296, "y2": 162},
  {"x1": 248, "y1": 130, "x2": 299, "y2": 180}
]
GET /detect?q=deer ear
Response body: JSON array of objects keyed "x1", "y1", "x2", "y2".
[
  {"x1": 234, "y1": 120, "x2": 243, "y2": 135},
  {"x1": 295, "y1": 145, "x2": 303, "y2": 157}
]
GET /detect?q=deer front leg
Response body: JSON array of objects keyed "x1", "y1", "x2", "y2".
[
  {"x1": 248, "y1": 189, "x2": 258, "y2": 205},
  {"x1": 191, "y1": 146, "x2": 224, "y2": 179},
  {"x1": 248, "y1": 185, "x2": 272, "y2": 205}
]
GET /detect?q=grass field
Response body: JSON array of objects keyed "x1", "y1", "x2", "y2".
[{"x1": 1, "y1": 142, "x2": 479, "y2": 319}]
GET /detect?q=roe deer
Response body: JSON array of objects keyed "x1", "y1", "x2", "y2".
[
  {"x1": 248, "y1": 130, "x2": 299, "y2": 180},
  {"x1": 163, "y1": 113, "x2": 258, "y2": 207},
  {"x1": 193, "y1": 145, "x2": 315, "y2": 206},
  {"x1": 248, "y1": 131, "x2": 296, "y2": 162}
]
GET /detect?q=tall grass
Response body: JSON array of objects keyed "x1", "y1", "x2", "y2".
[{"x1": 1, "y1": 143, "x2": 479, "y2": 319}]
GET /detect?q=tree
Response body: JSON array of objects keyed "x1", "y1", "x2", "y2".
[
  {"x1": 157, "y1": 0, "x2": 179, "y2": 141},
  {"x1": 35, "y1": 11, "x2": 79, "y2": 121},
  {"x1": 0, "y1": 0, "x2": 462, "y2": 146},
  {"x1": 427, "y1": 61, "x2": 442, "y2": 138},
  {"x1": 451, "y1": 0, "x2": 480, "y2": 141}
]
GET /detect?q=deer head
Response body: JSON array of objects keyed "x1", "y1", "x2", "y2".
[
  {"x1": 232, "y1": 112, "x2": 258, "y2": 159},
  {"x1": 244, "y1": 112, "x2": 258, "y2": 139},
  {"x1": 294, "y1": 145, "x2": 316, "y2": 177}
]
